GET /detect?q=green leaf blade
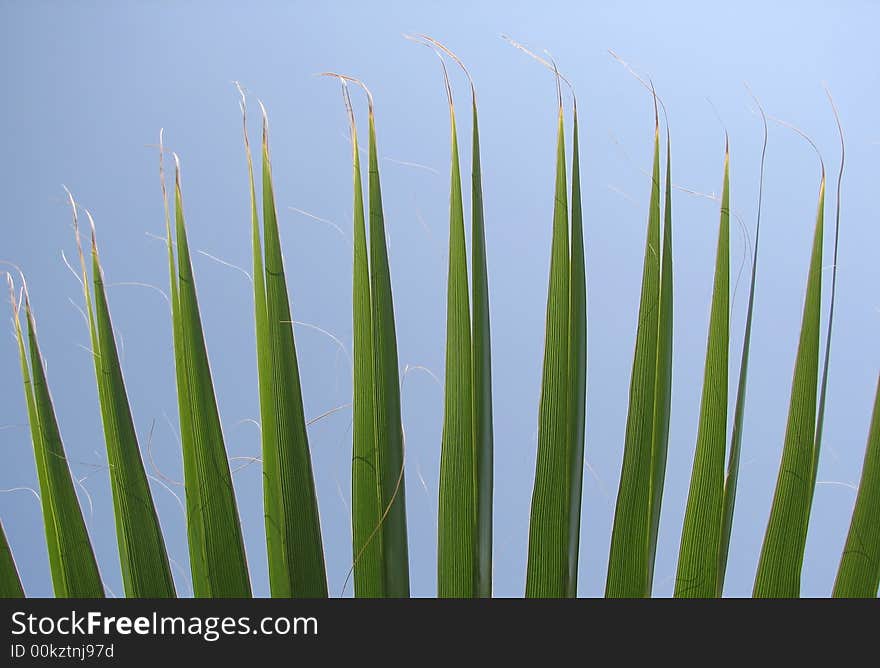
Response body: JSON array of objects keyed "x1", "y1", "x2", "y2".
[
  {"x1": 719, "y1": 118, "x2": 767, "y2": 595},
  {"x1": 566, "y1": 111, "x2": 587, "y2": 597},
  {"x1": 88, "y1": 235, "x2": 176, "y2": 598},
  {"x1": 349, "y1": 107, "x2": 384, "y2": 598},
  {"x1": 13, "y1": 292, "x2": 104, "y2": 597},
  {"x1": 606, "y1": 126, "x2": 662, "y2": 598},
  {"x1": 367, "y1": 111, "x2": 410, "y2": 597},
  {"x1": 169, "y1": 167, "x2": 251, "y2": 598},
  {"x1": 438, "y1": 108, "x2": 475, "y2": 598},
  {"x1": 470, "y1": 96, "x2": 494, "y2": 599},
  {"x1": 753, "y1": 179, "x2": 826, "y2": 598},
  {"x1": 258, "y1": 119, "x2": 328, "y2": 598},
  {"x1": 675, "y1": 149, "x2": 730, "y2": 598},
  {"x1": 833, "y1": 374, "x2": 880, "y2": 597},
  {"x1": 525, "y1": 108, "x2": 571, "y2": 598},
  {"x1": 0, "y1": 521, "x2": 24, "y2": 598},
  {"x1": 646, "y1": 133, "x2": 674, "y2": 591}
]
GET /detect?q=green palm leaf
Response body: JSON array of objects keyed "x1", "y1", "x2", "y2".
[
  {"x1": 526, "y1": 104, "x2": 571, "y2": 597},
  {"x1": 409, "y1": 37, "x2": 495, "y2": 597},
  {"x1": 244, "y1": 103, "x2": 328, "y2": 598},
  {"x1": 366, "y1": 96, "x2": 410, "y2": 598},
  {"x1": 718, "y1": 100, "x2": 768, "y2": 594},
  {"x1": 753, "y1": 175, "x2": 825, "y2": 597},
  {"x1": 605, "y1": 117, "x2": 665, "y2": 598},
  {"x1": 566, "y1": 105, "x2": 587, "y2": 597},
  {"x1": 0, "y1": 521, "x2": 24, "y2": 598},
  {"x1": 469, "y1": 78, "x2": 495, "y2": 601},
  {"x1": 345, "y1": 86, "x2": 385, "y2": 598},
  {"x1": 8, "y1": 275, "x2": 104, "y2": 597},
  {"x1": 326, "y1": 76, "x2": 409, "y2": 597},
  {"x1": 675, "y1": 146, "x2": 729, "y2": 598},
  {"x1": 68, "y1": 196, "x2": 175, "y2": 598},
  {"x1": 646, "y1": 127, "x2": 674, "y2": 589},
  {"x1": 163, "y1": 151, "x2": 251, "y2": 597},
  {"x1": 833, "y1": 374, "x2": 880, "y2": 597},
  {"x1": 437, "y1": 80, "x2": 476, "y2": 598}
]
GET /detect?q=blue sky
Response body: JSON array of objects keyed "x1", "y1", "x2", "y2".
[{"x1": 1, "y1": 0, "x2": 878, "y2": 597}]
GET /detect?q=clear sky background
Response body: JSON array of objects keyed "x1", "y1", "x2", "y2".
[{"x1": 1, "y1": 1, "x2": 878, "y2": 597}]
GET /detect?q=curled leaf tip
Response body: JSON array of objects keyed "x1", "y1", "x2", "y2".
[
  {"x1": 505, "y1": 35, "x2": 575, "y2": 111},
  {"x1": 611, "y1": 51, "x2": 667, "y2": 129},
  {"x1": 824, "y1": 85, "x2": 845, "y2": 191},
  {"x1": 5, "y1": 271, "x2": 15, "y2": 307},
  {"x1": 63, "y1": 187, "x2": 90, "y2": 284},
  {"x1": 83, "y1": 208, "x2": 98, "y2": 252},
  {"x1": 338, "y1": 80, "x2": 357, "y2": 147},
  {"x1": 649, "y1": 79, "x2": 659, "y2": 130},
  {"x1": 320, "y1": 72, "x2": 374, "y2": 116},
  {"x1": 61, "y1": 184, "x2": 75, "y2": 208},
  {"x1": 233, "y1": 81, "x2": 249, "y2": 119},
  {"x1": 413, "y1": 33, "x2": 476, "y2": 100},
  {"x1": 768, "y1": 115, "x2": 825, "y2": 180},
  {"x1": 257, "y1": 99, "x2": 268, "y2": 131},
  {"x1": 0, "y1": 261, "x2": 26, "y2": 292},
  {"x1": 405, "y1": 33, "x2": 454, "y2": 108},
  {"x1": 5, "y1": 271, "x2": 23, "y2": 324}
]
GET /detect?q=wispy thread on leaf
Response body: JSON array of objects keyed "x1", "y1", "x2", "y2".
[
  {"x1": 0, "y1": 486, "x2": 41, "y2": 504},
  {"x1": 288, "y1": 207, "x2": 349, "y2": 241},
  {"x1": 409, "y1": 34, "x2": 477, "y2": 101},
  {"x1": 382, "y1": 157, "x2": 440, "y2": 176},
  {"x1": 278, "y1": 319, "x2": 352, "y2": 372},
  {"x1": 319, "y1": 72, "x2": 374, "y2": 116},
  {"x1": 196, "y1": 250, "x2": 253, "y2": 284},
  {"x1": 146, "y1": 475, "x2": 185, "y2": 518},
  {"x1": 322, "y1": 71, "x2": 411, "y2": 598},
  {"x1": 503, "y1": 35, "x2": 576, "y2": 111},
  {"x1": 339, "y1": 431, "x2": 407, "y2": 597},
  {"x1": 60, "y1": 250, "x2": 83, "y2": 290},
  {"x1": 146, "y1": 418, "x2": 183, "y2": 488},
  {"x1": 767, "y1": 115, "x2": 825, "y2": 180},
  {"x1": 105, "y1": 282, "x2": 170, "y2": 308},
  {"x1": 307, "y1": 402, "x2": 353, "y2": 427},
  {"x1": 402, "y1": 363, "x2": 443, "y2": 390},
  {"x1": 608, "y1": 50, "x2": 665, "y2": 129},
  {"x1": 403, "y1": 34, "x2": 455, "y2": 109}
]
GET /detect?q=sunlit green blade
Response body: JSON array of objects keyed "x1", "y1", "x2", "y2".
[
  {"x1": 675, "y1": 147, "x2": 729, "y2": 598},
  {"x1": 647, "y1": 130, "x2": 674, "y2": 590},
  {"x1": 244, "y1": 103, "x2": 274, "y2": 597},
  {"x1": 0, "y1": 521, "x2": 24, "y2": 598},
  {"x1": 471, "y1": 94, "x2": 494, "y2": 600},
  {"x1": 256, "y1": 114, "x2": 328, "y2": 598},
  {"x1": 606, "y1": 123, "x2": 662, "y2": 598},
  {"x1": 438, "y1": 102, "x2": 475, "y2": 598},
  {"x1": 526, "y1": 107, "x2": 570, "y2": 598},
  {"x1": 814, "y1": 119, "x2": 844, "y2": 505},
  {"x1": 367, "y1": 110, "x2": 410, "y2": 597},
  {"x1": 80, "y1": 221, "x2": 175, "y2": 598},
  {"x1": 719, "y1": 115, "x2": 767, "y2": 595},
  {"x1": 565, "y1": 109, "x2": 587, "y2": 597},
  {"x1": 347, "y1": 100, "x2": 384, "y2": 598},
  {"x1": 9, "y1": 276, "x2": 61, "y2": 591},
  {"x1": 167, "y1": 162, "x2": 251, "y2": 597},
  {"x1": 833, "y1": 374, "x2": 880, "y2": 597},
  {"x1": 753, "y1": 178, "x2": 825, "y2": 598},
  {"x1": 10, "y1": 284, "x2": 103, "y2": 597}
]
